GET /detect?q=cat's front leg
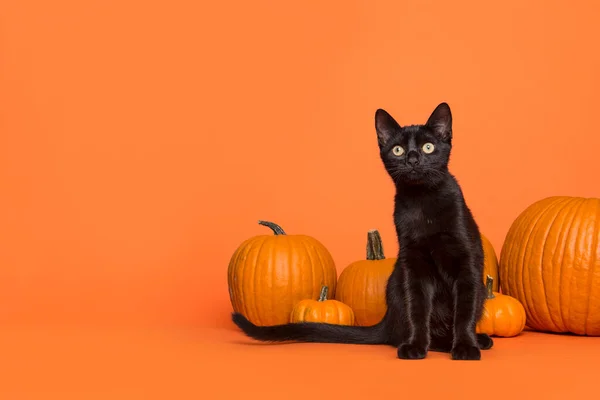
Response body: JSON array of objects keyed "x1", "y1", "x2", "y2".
[
  {"x1": 451, "y1": 269, "x2": 483, "y2": 361},
  {"x1": 397, "y1": 263, "x2": 434, "y2": 360}
]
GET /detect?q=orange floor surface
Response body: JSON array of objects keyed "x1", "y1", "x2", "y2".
[{"x1": 1, "y1": 325, "x2": 598, "y2": 399}]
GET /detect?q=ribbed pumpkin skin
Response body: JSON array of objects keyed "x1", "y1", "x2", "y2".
[
  {"x1": 227, "y1": 223, "x2": 337, "y2": 326},
  {"x1": 476, "y1": 295, "x2": 526, "y2": 337},
  {"x1": 290, "y1": 287, "x2": 355, "y2": 326},
  {"x1": 481, "y1": 234, "x2": 500, "y2": 292},
  {"x1": 499, "y1": 196, "x2": 600, "y2": 335},
  {"x1": 335, "y1": 230, "x2": 395, "y2": 326},
  {"x1": 335, "y1": 260, "x2": 394, "y2": 326}
]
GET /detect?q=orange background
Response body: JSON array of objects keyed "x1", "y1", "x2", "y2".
[{"x1": 1, "y1": 0, "x2": 600, "y2": 398}]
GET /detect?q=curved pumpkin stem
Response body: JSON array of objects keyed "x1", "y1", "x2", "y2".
[
  {"x1": 366, "y1": 229, "x2": 385, "y2": 260},
  {"x1": 485, "y1": 275, "x2": 496, "y2": 299},
  {"x1": 258, "y1": 220, "x2": 286, "y2": 235},
  {"x1": 318, "y1": 285, "x2": 329, "y2": 301}
]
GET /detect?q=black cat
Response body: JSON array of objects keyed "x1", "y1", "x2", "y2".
[{"x1": 231, "y1": 103, "x2": 492, "y2": 360}]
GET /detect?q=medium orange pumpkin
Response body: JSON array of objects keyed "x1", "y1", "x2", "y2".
[
  {"x1": 476, "y1": 275, "x2": 526, "y2": 337},
  {"x1": 500, "y1": 196, "x2": 600, "y2": 335},
  {"x1": 227, "y1": 220, "x2": 337, "y2": 326},
  {"x1": 335, "y1": 229, "x2": 395, "y2": 326},
  {"x1": 481, "y1": 234, "x2": 500, "y2": 292},
  {"x1": 335, "y1": 230, "x2": 498, "y2": 326},
  {"x1": 290, "y1": 285, "x2": 355, "y2": 325}
]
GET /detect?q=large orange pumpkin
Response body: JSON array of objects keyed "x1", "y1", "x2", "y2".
[
  {"x1": 500, "y1": 196, "x2": 600, "y2": 335},
  {"x1": 481, "y1": 234, "x2": 500, "y2": 292},
  {"x1": 290, "y1": 285, "x2": 355, "y2": 326},
  {"x1": 335, "y1": 229, "x2": 395, "y2": 326},
  {"x1": 227, "y1": 220, "x2": 338, "y2": 326}
]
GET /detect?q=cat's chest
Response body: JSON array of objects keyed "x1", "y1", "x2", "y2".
[{"x1": 394, "y1": 198, "x2": 454, "y2": 239}]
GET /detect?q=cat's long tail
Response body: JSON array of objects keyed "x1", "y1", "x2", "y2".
[{"x1": 231, "y1": 312, "x2": 389, "y2": 345}]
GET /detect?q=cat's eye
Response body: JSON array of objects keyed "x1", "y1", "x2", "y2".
[
  {"x1": 392, "y1": 146, "x2": 404, "y2": 156},
  {"x1": 422, "y1": 143, "x2": 435, "y2": 154}
]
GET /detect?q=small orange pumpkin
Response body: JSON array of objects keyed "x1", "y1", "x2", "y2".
[
  {"x1": 476, "y1": 275, "x2": 526, "y2": 337},
  {"x1": 290, "y1": 285, "x2": 355, "y2": 326},
  {"x1": 335, "y1": 229, "x2": 395, "y2": 326},
  {"x1": 227, "y1": 220, "x2": 337, "y2": 326}
]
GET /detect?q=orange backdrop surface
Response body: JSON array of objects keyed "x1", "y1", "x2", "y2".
[{"x1": 1, "y1": 0, "x2": 600, "y2": 330}]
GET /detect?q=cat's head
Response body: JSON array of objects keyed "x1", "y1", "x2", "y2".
[{"x1": 375, "y1": 103, "x2": 453, "y2": 186}]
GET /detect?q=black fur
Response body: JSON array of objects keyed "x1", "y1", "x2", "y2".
[{"x1": 232, "y1": 102, "x2": 493, "y2": 360}]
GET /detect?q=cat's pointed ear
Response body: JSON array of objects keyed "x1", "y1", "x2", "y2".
[
  {"x1": 375, "y1": 109, "x2": 401, "y2": 146},
  {"x1": 426, "y1": 102, "x2": 452, "y2": 141}
]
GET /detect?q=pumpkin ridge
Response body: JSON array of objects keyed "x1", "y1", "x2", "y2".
[
  {"x1": 538, "y1": 198, "x2": 576, "y2": 332},
  {"x1": 573, "y1": 199, "x2": 595, "y2": 335},
  {"x1": 518, "y1": 198, "x2": 559, "y2": 329},
  {"x1": 553, "y1": 198, "x2": 584, "y2": 333},
  {"x1": 525, "y1": 199, "x2": 563, "y2": 330},
  {"x1": 333, "y1": 303, "x2": 340, "y2": 324},
  {"x1": 298, "y1": 237, "x2": 310, "y2": 312},
  {"x1": 543, "y1": 198, "x2": 579, "y2": 332},
  {"x1": 558, "y1": 198, "x2": 581, "y2": 332},
  {"x1": 228, "y1": 241, "x2": 246, "y2": 313},
  {"x1": 320, "y1": 240, "x2": 334, "y2": 297},
  {"x1": 584, "y1": 200, "x2": 600, "y2": 334},
  {"x1": 302, "y1": 236, "x2": 318, "y2": 307},
  {"x1": 238, "y1": 237, "x2": 257, "y2": 322},
  {"x1": 532, "y1": 197, "x2": 571, "y2": 330},
  {"x1": 238, "y1": 238, "x2": 255, "y2": 323},
  {"x1": 252, "y1": 236, "x2": 270, "y2": 325},
  {"x1": 363, "y1": 265, "x2": 370, "y2": 325},
  {"x1": 314, "y1": 236, "x2": 334, "y2": 299},
  {"x1": 227, "y1": 244, "x2": 239, "y2": 310},
  {"x1": 551, "y1": 197, "x2": 582, "y2": 332},
  {"x1": 495, "y1": 304, "x2": 500, "y2": 334},
  {"x1": 563, "y1": 199, "x2": 587, "y2": 333},
  {"x1": 355, "y1": 265, "x2": 362, "y2": 323},
  {"x1": 286, "y1": 237, "x2": 296, "y2": 323},
  {"x1": 507, "y1": 301, "x2": 515, "y2": 335},
  {"x1": 554, "y1": 198, "x2": 583, "y2": 332},
  {"x1": 322, "y1": 239, "x2": 337, "y2": 299},
  {"x1": 355, "y1": 264, "x2": 364, "y2": 323},
  {"x1": 233, "y1": 239, "x2": 253, "y2": 316},
  {"x1": 345, "y1": 264, "x2": 354, "y2": 321},
  {"x1": 268, "y1": 236, "x2": 276, "y2": 326}
]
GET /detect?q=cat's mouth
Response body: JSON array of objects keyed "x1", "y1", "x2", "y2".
[
  {"x1": 402, "y1": 167, "x2": 426, "y2": 183},
  {"x1": 388, "y1": 166, "x2": 427, "y2": 184},
  {"x1": 408, "y1": 166, "x2": 422, "y2": 175}
]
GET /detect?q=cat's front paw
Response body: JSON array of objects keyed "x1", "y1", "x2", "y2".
[
  {"x1": 397, "y1": 343, "x2": 428, "y2": 360},
  {"x1": 451, "y1": 343, "x2": 481, "y2": 360}
]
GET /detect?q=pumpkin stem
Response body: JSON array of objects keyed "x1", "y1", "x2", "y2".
[
  {"x1": 318, "y1": 285, "x2": 329, "y2": 301},
  {"x1": 485, "y1": 275, "x2": 495, "y2": 299},
  {"x1": 257, "y1": 220, "x2": 286, "y2": 235},
  {"x1": 366, "y1": 229, "x2": 385, "y2": 260}
]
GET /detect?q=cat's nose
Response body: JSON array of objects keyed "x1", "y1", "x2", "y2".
[{"x1": 406, "y1": 151, "x2": 419, "y2": 167}]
